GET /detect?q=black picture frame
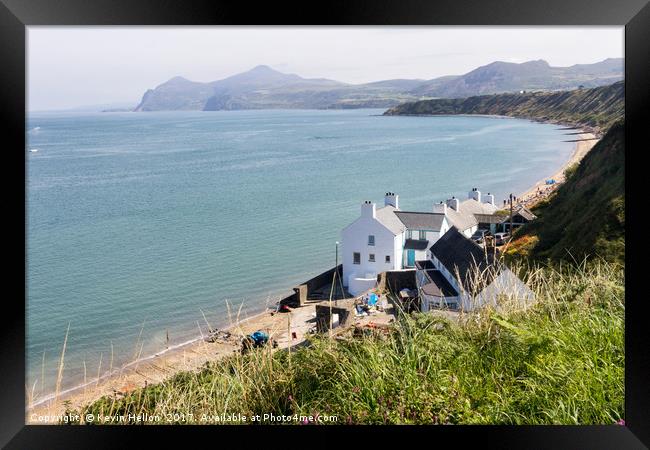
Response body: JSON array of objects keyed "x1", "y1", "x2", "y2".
[{"x1": 2, "y1": 0, "x2": 648, "y2": 447}]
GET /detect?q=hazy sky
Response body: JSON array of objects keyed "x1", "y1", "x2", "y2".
[{"x1": 27, "y1": 26, "x2": 624, "y2": 111}]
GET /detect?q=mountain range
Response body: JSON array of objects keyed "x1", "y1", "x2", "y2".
[{"x1": 133, "y1": 58, "x2": 623, "y2": 111}]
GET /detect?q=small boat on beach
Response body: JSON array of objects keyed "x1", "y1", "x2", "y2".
[{"x1": 29, "y1": 148, "x2": 39, "y2": 153}]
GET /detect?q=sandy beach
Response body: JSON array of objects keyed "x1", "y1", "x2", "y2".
[
  {"x1": 27, "y1": 303, "x2": 305, "y2": 423},
  {"x1": 517, "y1": 132, "x2": 599, "y2": 208},
  {"x1": 27, "y1": 294, "x2": 396, "y2": 424}
]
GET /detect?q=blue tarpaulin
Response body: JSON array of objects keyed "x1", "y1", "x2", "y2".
[
  {"x1": 250, "y1": 331, "x2": 269, "y2": 345},
  {"x1": 368, "y1": 293, "x2": 378, "y2": 306}
]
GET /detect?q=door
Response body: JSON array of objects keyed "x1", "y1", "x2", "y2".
[{"x1": 407, "y1": 249, "x2": 415, "y2": 267}]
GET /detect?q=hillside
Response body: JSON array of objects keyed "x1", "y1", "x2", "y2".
[
  {"x1": 510, "y1": 121, "x2": 625, "y2": 263},
  {"x1": 72, "y1": 261, "x2": 623, "y2": 425},
  {"x1": 384, "y1": 81, "x2": 624, "y2": 135},
  {"x1": 133, "y1": 58, "x2": 623, "y2": 112}
]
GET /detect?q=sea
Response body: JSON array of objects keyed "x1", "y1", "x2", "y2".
[{"x1": 26, "y1": 109, "x2": 575, "y2": 400}]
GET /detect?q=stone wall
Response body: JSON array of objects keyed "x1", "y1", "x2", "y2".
[{"x1": 279, "y1": 265, "x2": 343, "y2": 307}]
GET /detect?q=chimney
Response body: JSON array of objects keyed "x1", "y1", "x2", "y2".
[
  {"x1": 468, "y1": 187, "x2": 481, "y2": 203},
  {"x1": 446, "y1": 196, "x2": 460, "y2": 211},
  {"x1": 384, "y1": 192, "x2": 399, "y2": 209},
  {"x1": 433, "y1": 201, "x2": 447, "y2": 214},
  {"x1": 361, "y1": 200, "x2": 376, "y2": 219},
  {"x1": 483, "y1": 192, "x2": 495, "y2": 206}
]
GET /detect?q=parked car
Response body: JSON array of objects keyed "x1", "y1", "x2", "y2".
[
  {"x1": 471, "y1": 229, "x2": 488, "y2": 244},
  {"x1": 494, "y1": 232, "x2": 510, "y2": 245}
]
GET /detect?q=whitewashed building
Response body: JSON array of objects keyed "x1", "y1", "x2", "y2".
[
  {"x1": 341, "y1": 188, "x2": 502, "y2": 296},
  {"x1": 416, "y1": 226, "x2": 535, "y2": 311},
  {"x1": 341, "y1": 193, "x2": 406, "y2": 295},
  {"x1": 440, "y1": 188, "x2": 500, "y2": 239}
]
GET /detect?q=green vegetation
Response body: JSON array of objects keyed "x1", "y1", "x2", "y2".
[
  {"x1": 512, "y1": 121, "x2": 624, "y2": 264},
  {"x1": 388, "y1": 80, "x2": 625, "y2": 265},
  {"x1": 74, "y1": 261, "x2": 623, "y2": 425},
  {"x1": 384, "y1": 81, "x2": 624, "y2": 134}
]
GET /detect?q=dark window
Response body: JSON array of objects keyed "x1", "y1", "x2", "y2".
[
  {"x1": 419, "y1": 230, "x2": 426, "y2": 240},
  {"x1": 369, "y1": 254, "x2": 375, "y2": 262},
  {"x1": 353, "y1": 252, "x2": 360, "y2": 264},
  {"x1": 385, "y1": 255, "x2": 391, "y2": 263},
  {"x1": 368, "y1": 235, "x2": 375, "y2": 246}
]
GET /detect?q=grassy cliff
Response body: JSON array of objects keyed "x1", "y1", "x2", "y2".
[
  {"x1": 384, "y1": 81, "x2": 624, "y2": 135},
  {"x1": 508, "y1": 121, "x2": 624, "y2": 263},
  {"x1": 73, "y1": 262, "x2": 623, "y2": 425}
]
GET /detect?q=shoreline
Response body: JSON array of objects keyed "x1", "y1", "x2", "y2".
[
  {"x1": 27, "y1": 303, "x2": 283, "y2": 420},
  {"x1": 383, "y1": 112, "x2": 602, "y2": 208},
  {"x1": 516, "y1": 131, "x2": 598, "y2": 208}
]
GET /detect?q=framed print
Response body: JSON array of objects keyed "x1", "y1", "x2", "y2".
[{"x1": 2, "y1": 0, "x2": 649, "y2": 447}]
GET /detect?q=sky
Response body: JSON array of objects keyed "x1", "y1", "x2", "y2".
[{"x1": 27, "y1": 26, "x2": 624, "y2": 111}]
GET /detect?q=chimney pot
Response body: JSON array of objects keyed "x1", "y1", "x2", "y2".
[
  {"x1": 384, "y1": 192, "x2": 399, "y2": 209},
  {"x1": 468, "y1": 188, "x2": 481, "y2": 203},
  {"x1": 446, "y1": 197, "x2": 460, "y2": 211}
]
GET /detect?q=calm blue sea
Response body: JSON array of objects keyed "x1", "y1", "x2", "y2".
[{"x1": 26, "y1": 109, "x2": 574, "y2": 398}]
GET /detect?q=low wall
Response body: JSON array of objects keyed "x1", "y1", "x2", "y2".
[
  {"x1": 377, "y1": 269, "x2": 417, "y2": 294},
  {"x1": 348, "y1": 277, "x2": 377, "y2": 297},
  {"x1": 315, "y1": 304, "x2": 353, "y2": 332},
  {"x1": 279, "y1": 265, "x2": 343, "y2": 308}
]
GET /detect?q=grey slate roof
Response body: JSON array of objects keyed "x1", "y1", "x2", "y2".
[
  {"x1": 375, "y1": 205, "x2": 406, "y2": 235},
  {"x1": 394, "y1": 211, "x2": 446, "y2": 231},
  {"x1": 404, "y1": 239, "x2": 430, "y2": 250},
  {"x1": 421, "y1": 270, "x2": 459, "y2": 297},
  {"x1": 429, "y1": 226, "x2": 505, "y2": 294},
  {"x1": 514, "y1": 206, "x2": 537, "y2": 221},
  {"x1": 474, "y1": 213, "x2": 507, "y2": 224}
]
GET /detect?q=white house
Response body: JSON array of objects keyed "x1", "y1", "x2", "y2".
[
  {"x1": 341, "y1": 188, "x2": 501, "y2": 296},
  {"x1": 341, "y1": 193, "x2": 407, "y2": 295},
  {"x1": 417, "y1": 226, "x2": 535, "y2": 312},
  {"x1": 439, "y1": 188, "x2": 499, "y2": 239}
]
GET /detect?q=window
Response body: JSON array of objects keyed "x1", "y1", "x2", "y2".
[
  {"x1": 369, "y1": 253, "x2": 375, "y2": 262},
  {"x1": 385, "y1": 255, "x2": 391, "y2": 263},
  {"x1": 368, "y1": 235, "x2": 375, "y2": 246},
  {"x1": 353, "y1": 252, "x2": 360, "y2": 264},
  {"x1": 406, "y1": 230, "x2": 412, "y2": 239},
  {"x1": 419, "y1": 230, "x2": 426, "y2": 240}
]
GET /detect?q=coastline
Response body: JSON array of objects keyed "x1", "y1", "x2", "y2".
[
  {"x1": 27, "y1": 304, "x2": 288, "y2": 422},
  {"x1": 517, "y1": 132, "x2": 599, "y2": 208},
  {"x1": 384, "y1": 111, "x2": 602, "y2": 208},
  {"x1": 26, "y1": 120, "x2": 600, "y2": 423}
]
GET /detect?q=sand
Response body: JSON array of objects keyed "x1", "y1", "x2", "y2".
[{"x1": 517, "y1": 132, "x2": 599, "y2": 208}]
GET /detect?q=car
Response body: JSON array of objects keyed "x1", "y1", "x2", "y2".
[
  {"x1": 494, "y1": 232, "x2": 510, "y2": 245},
  {"x1": 471, "y1": 229, "x2": 488, "y2": 244}
]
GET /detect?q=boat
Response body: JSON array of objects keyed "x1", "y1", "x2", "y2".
[{"x1": 29, "y1": 149, "x2": 39, "y2": 153}]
